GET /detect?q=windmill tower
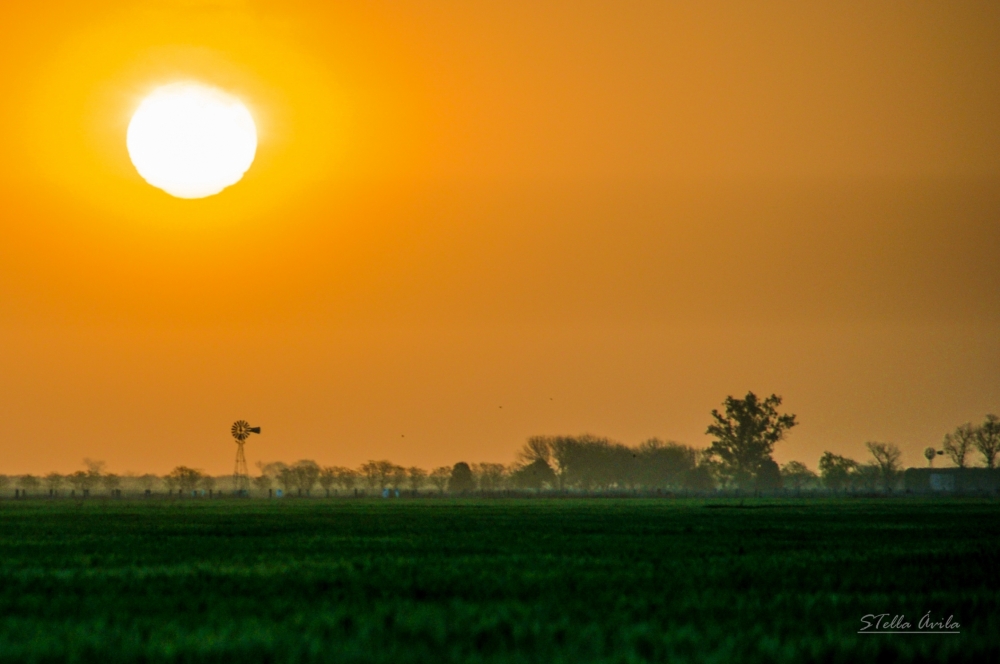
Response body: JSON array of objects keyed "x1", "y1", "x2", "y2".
[{"x1": 231, "y1": 420, "x2": 261, "y2": 495}]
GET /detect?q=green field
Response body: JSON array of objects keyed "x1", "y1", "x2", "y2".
[{"x1": 0, "y1": 498, "x2": 997, "y2": 662}]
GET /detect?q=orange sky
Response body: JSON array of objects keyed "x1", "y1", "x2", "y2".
[{"x1": 1, "y1": 1, "x2": 998, "y2": 475}]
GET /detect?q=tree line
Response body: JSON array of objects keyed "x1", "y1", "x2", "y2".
[{"x1": 3, "y1": 394, "x2": 997, "y2": 497}]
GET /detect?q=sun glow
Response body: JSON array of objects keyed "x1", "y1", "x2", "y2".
[{"x1": 127, "y1": 83, "x2": 257, "y2": 199}]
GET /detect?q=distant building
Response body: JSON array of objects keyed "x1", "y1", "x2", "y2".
[{"x1": 904, "y1": 468, "x2": 1000, "y2": 493}]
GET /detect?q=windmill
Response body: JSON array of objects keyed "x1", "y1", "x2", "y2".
[{"x1": 231, "y1": 420, "x2": 261, "y2": 495}]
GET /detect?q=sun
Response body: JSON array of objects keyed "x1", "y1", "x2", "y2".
[{"x1": 127, "y1": 82, "x2": 257, "y2": 199}]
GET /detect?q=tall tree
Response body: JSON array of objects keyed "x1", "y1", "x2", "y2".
[
  {"x1": 865, "y1": 441, "x2": 902, "y2": 493},
  {"x1": 975, "y1": 414, "x2": 1000, "y2": 469},
  {"x1": 943, "y1": 423, "x2": 976, "y2": 468},
  {"x1": 705, "y1": 392, "x2": 797, "y2": 489}
]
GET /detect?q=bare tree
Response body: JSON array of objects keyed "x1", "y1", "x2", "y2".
[
  {"x1": 406, "y1": 467, "x2": 427, "y2": 494},
  {"x1": 865, "y1": 441, "x2": 902, "y2": 493},
  {"x1": 975, "y1": 414, "x2": 1000, "y2": 469},
  {"x1": 429, "y1": 467, "x2": 451, "y2": 494},
  {"x1": 518, "y1": 437, "x2": 552, "y2": 465},
  {"x1": 943, "y1": 423, "x2": 976, "y2": 468}
]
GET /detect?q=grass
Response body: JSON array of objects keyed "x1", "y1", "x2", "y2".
[{"x1": 0, "y1": 497, "x2": 997, "y2": 662}]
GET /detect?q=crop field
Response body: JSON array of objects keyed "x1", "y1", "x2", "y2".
[{"x1": 0, "y1": 497, "x2": 997, "y2": 663}]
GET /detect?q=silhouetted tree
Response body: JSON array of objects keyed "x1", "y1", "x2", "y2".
[
  {"x1": 706, "y1": 392, "x2": 797, "y2": 489},
  {"x1": 167, "y1": 466, "x2": 203, "y2": 493},
  {"x1": 406, "y1": 467, "x2": 427, "y2": 494},
  {"x1": 818, "y1": 452, "x2": 858, "y2": 492},
  {"x1": 252, "y1": 473, "x2": 272, "y2": 494},
  {"x1": 518, "y1": 437, "x2": 552, "y2": 465},
  {"x1": 138, "y1": 474, "x2": 158, "y2": 492},
  {"x1": 780, "y1": 461, "x2": 817, "y2": 491},
  {"x1": 388, "y1": 465, "x2": 405, "y2": 492},
  {"x1": 754, "y1": 458, "x2": 782, "y2": 491},
  {"x1": 319, "y1": 466, "x2": 337, "y2": 496},
  {"x1": 635, "y1": 439, "x2": 698, "y2": 489},
  {"x1": 101, "y1": 473, "x2": 122, "y2": 495},
  {"x1": 291, "y1": 460, "x2": 321, "y2": 495},
  {"x1": 448, "y1": 462, "x2": 475, "y2": 493},
  {"x1": 865, "y1": 441, "x2": 902, "y2": 493},
  {"x1": 473, "y1": 463, "x2": 507, "y2": 491},
  {"x1": 853, "y1": 462, "x2": 881, "y2": 493},
  {"x1": 199, "y1": 475, "x2": 217, "y2": 494},
  {"x1": 19, "y1": 475, "x2": 40, "y2": 496},
  {"x1": 943, "y1": 423, "x2": 976, "y2": 468},
  {"x1": 510, "y1": 458, "x2": 556, "y2": 491},
  {"x1": 335, "y1": 467, "x2": 359, "y2": 493},
  {"x1": 44, "y1": 473, "x2": 63, "y2": 494},
  {"x1": 975, "y1": 414, "x2": 1000, "y2": 469},
  {"x1": 429, "y1": 467, "x2": 451, "y2": 494}
]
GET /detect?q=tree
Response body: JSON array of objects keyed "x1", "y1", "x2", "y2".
[
  {"x1": 406, "y1": 467, "x2": 427, "y2": 494},
  {"x1": 166, "y1": 466, "x2": 203, "y2": 493},
  {"x1": 429, "y1": 467, "x2": 451, "y2": 494},
  {"x1": 474, "y1": 463, "x2": 507, "y2": 492},
  {"x1": 67, "y1": 470, "x2": 93, "y2": 494},
  {"x1": 975, "y1": 414, "x2": 1000, "y2": 469},
  {"x1": 942, "y1": 423, "x2": 976, "y2": 468},
  {"x1": 200, "y1": 474, "x2": 217, "y2": 493},
  {"x1": 291, "y1": 460, "x2": 321, "y2": 495},
  {"x1": 138, "y1": 474, "x2": 158, "y2": 492},
  {"x1": 755, "y1": 458, "x2": 782, "y2": 491},
  {"x1": 101, "y1": 473, "x2": 122, "y2": 494},
  {"x1": 865, "y1": 441, "x2": 902, "y2": 493},
  {"x1": 19, "y1": 475, "x2": 40, "y2": 495},
  {"x1": 780, "y1": 461, "x2": 817, "y2": 491},
  {"x1": 389, "y1": 465, "x2": 407, "y2": 491},
  {"x1": 705, "y1": 392, "x2": 798, "y2": 489},
  {"x1": 335, "y1": 467, "x2": 359, "y2": 493},
  {"x1": 448, "y1": 462, "x2": 475, "y2": 493},
  {"x1": 818, "y1": 452, "x2": 858, "y2": 492},
  {"x1": 44, "y1": 473, "x2": 64, "y2": 494},
  {"x1": 518, "y1": 437, "x2": 552, "y2": 465},
  {"x1": 510, "y1": 458, "x2": 556, "y2": 491},
  {"x1": 853, "y1": 462, "x2": 881, "y2": 493},
  {"x1": 319, "y1": 466, "x2": 338, "y2": 496},
  {"x1": 252, "y1": 473, "x2": 272, "y2": 493},
  {"x1": 634, "y1": 439, "x2": 698, "y2": 490}
]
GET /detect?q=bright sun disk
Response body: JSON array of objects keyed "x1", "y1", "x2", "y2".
[{"x1": 127, "y1": 82, "x2": 257, "y2": 199}]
